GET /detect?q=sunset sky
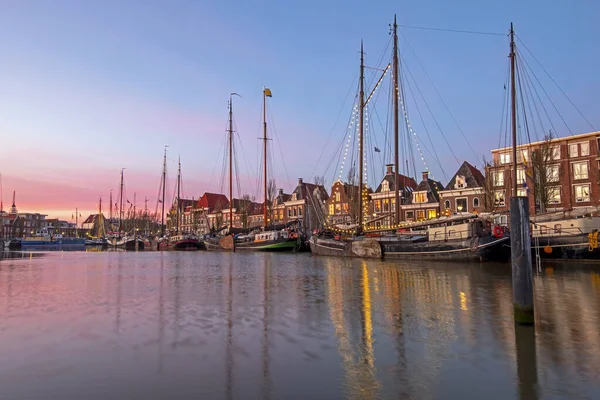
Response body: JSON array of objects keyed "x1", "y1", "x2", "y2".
[{"x1": 1, "y1": 0, "x2": 598, "y2": 222}]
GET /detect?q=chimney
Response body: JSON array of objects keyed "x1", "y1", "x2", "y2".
[
  {"x1": 298, "y1": 178, "x2": 303, "y2": 185},
  {"x1": 278, "y1": 189, "x2": 283, "y2": 196},
  {"x1": 422, "y1": 171, "x2": 429, "y2": 182},
  {"x1": 385, "y1": 164, "x2": 394, "y2": 175}
]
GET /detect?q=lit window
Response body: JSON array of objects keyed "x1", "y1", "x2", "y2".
[
  {"x1": 414, "y1": 191, "x2": 427, "y2": 204},
  {"x1": 494, "y1": 191, "x2": 506, "y2": 206},
  {"x1": 416, "y1": 210, "x2": 425, "y2": 219},
  {"x1": 493, "y1": 171, "x2": 504, "y2": 186},
  {"x1": 547, "y1": 165, "x2": 560, "y2": 182},
  {"x1": 580, "y1": 141, "x2": 590, "y2": 156},
  {"x1": 383, "y1": 199, "x2": 389, "y2": 212},
  {"x1": 456, "y1": 198, "x2": 467, "y2": 212},
  {"x1": 427, "y1": 210, "x2": 437, "y2": 219},
  {"x1": 455, "y1": 175, "x2": 466, "y2": 189},
  {"x1": 375, "y1": 201, "x2": 381, "y2": 213},
  {"x1": 517, "y1": 188, "x2": 527, "y2": 197},
  {"x1": 573, "y1": 162, "x2": 588, "y2": 180},
  {"x1": 569, "y1": 143, "x2": 578, "y2": 157},
  {"x1": 550, "y1": 146, "x2": 561, "y2": 160},
  {"x1": 329, "y1": 204, "x2": 334, "y2": 215},
  {"x1": 517, "y1": 168, "x2": 526, "y2": 185},
  {"x1": 574, "y1": 184, "x2": 590, "y2": 202},
  {"x1": 335, "y1": 192, "x2": 340, "y2": 202},
  {"x1": 548, "y1": 187, "x2": 561, "y2": 204},
  {"x1": 499, "y1": 153, "x2": 510, "y2": 165}
]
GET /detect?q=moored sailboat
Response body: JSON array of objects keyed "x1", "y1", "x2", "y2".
[
  {"x1": 158, "y1": 156, "x2": 204, "y2": 250},
  {"x1": 310, "y1": 16, "x2": 509, "y2": 261}
]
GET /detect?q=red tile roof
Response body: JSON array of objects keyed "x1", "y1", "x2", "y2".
[{"x1": 196, "y1": 193, "x2": 229, "y2": 212}]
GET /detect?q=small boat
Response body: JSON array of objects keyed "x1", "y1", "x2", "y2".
[
  {"x1": 114, "y1": 236, "x2": 145, "y2": 250},
  {"x1": 531, "y1": 208, "x2": 600, "y2": 260},
  {"x1": 158, "y1": 233, "x2": 204, "y2": 250},
  {"x1": 234, "y1": 230, "x2": 299, "y2": 252}
]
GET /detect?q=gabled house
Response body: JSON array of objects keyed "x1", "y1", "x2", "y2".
[
  {"x1": 194, "y1": 193, "x2": 230, "y2": 235},
  {"x1": 369, "y1": 164, "x2": 418, "y2": 227},
  {"x1": 283, "y1": 178, "x2": 329, "y2": 232},
  {"x1": 438, "y1": 161, "x2": 486, "y2": 215},
  {"x1": 272, "y1": 189, "x2": 292, "y2": 224},
  {"x1": 326, "y1": 180, "x2": 358, "y2": 225},
  {"x1": 402, "y1": 171, "x2": 444, "y2": 221},
  {"x1": 167, "y1": 198, "x2": 197, "y2": 233}
]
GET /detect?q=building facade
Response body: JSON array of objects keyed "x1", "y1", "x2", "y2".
[
  {"x1": 438, "y1": 161, "x2": 486, "y2": 215},
  {"x1": 488, "y1": 131, "x2": 600, "y2": 214},
  {"x1": 369, "y1": 164, "x2": 418, "y2": 228}
]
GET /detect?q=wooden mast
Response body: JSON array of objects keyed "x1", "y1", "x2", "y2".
[
  {"x1": 263, "y1": 88, "x2": 272, "y2": 228},
  {"x1": 358, "y1": 41, "x2": 365, "y2": 227},
  {"x1": 510, "y1": 23, "x2": 518, "y2": 198},
  {"x1": 392, "y1": 15, "x2": 400, "y2": 225},
  {"x1": 229, "y1": 95, "x2": 234, "y2": 230},
  {"x1": 160, "y1": 146, "x2": 167, "y2": 237},
  {"x1": 119, "y1": 168, "x2": 124, "y2": 234},
  {"x1": 176, "y1": 157, "x2": 181, "y2": 234}
]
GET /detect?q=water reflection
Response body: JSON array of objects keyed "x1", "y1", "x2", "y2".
[{"x1": 0, "y1": 253, "x2": 599, "y2": 399}]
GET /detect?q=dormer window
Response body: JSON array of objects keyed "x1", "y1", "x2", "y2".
[
  {"x1": 413, "y1": 191, "x2": 427, "y2": 204},
  {"x1": 454, "y1": 175, "x2": 466, "y2": 189},
  {"x1": 381, "y1": 180, "x2": 390, "y2": 192},
  {"x1": 292, "y1": 193, "x2": 297, "y2": 201}
]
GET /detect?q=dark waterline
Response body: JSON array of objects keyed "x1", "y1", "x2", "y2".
[{"x1": 1, "y1": 251, "x2": 599, "y2": 399}]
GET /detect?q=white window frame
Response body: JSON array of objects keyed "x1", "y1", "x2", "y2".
[
  {"x1": 494, "y1": 190, "x2": 506, "y2": 207},
  {"x1": 580, "y1": 141, "x2": 590, "y2": 156},
  {"x1": 573, "y1": 161, "x2": 589, "y2": 180},
  {"x1": 569, "y1": 143, "x2": 579, "y2": 158},
  {"x1": 413, "y1": 191, "x2": 427, "y2": 204},
  {"x1": 547, "y1": 164, "x2": 560, "y2": 182},
  {"x1": 517, "y1": 188, "x2": 527, "y2": 197},
  {"x1": 517, "y1": 167, "x2": 526, "y2": 185},
  {"x1": 493, "y1": 170, "x2": 504, "y2": 186},
  {"x1": 574, "y1": 184, "x2": 590, "y2": 202},
  {"x1": 444, "y1": 200, "x2": 450, "y2": 209},
  {"x1": 499, "y1": 153, "x2": 510, "y2": 165},
  {"x1": 473, "y1": 197, "x2": 480, "y2": 208},
  {"x1": 548, "y1": 186, "x2": 561, "y2": 204},
  {"x1": 455, "y1": 197, "x2": 468, "y2": 213},
  {"x1": 550, "y1": 146, "x2": 561, "y2": 160}
]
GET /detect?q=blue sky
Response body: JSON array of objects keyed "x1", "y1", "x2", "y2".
[{"x1": 0, "y1": 0, "x2": 598, "y2": 218}]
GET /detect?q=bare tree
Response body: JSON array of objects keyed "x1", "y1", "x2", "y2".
[
  {"x1": 482, "y1": 156, "x2": 502, "y2": 213},
  {"x1": 313, "y1": 175, "x2": 325, "y2": 187},
  {"x1": 531, "y1": 131, "x2": 557, "y2": 214},
  {"x1": 267, "y1": 179, "x2": 277, "y2": 225},
  {"x1": 346, "y1": 165, "x2": 359, "y2": 224},
  {"x1": 239, "y1": 194, "x2": 252, "y2": 229}
]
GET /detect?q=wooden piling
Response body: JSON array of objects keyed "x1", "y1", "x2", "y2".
[{"x1": 510, "y1": 196, "x2": 534, "y2": 324}]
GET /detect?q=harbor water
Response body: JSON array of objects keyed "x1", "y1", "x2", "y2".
[{"x1": 1, "y1": 251, "x2": 599, "y2": 399}]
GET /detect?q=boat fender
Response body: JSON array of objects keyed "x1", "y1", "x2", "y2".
[
  {"x1": 588, "y1": 230, "x2": 599, "y2": 252},
  {"x1": 493, "y1": 225, "x2": 503, "y2": 238},
  {"x1": 544, "y1": 245, "x2": 553, "y2": 254}
]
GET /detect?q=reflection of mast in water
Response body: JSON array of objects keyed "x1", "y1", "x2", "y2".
[
  {"x1": 262, "y1": 255, "x2": 272, "y2": 400},
  {"x1": 326, "y1": 259, "x2": 379, "y2": 400},
  {"x1": 225, "y1": 253, "x2": 233, "y2": 400},
  {"x1": 157, "y1": 253, "x2": 166, "y2": 372},
  {"x1": 115, "y1": 258, "x2": 123, "y2": 333}
]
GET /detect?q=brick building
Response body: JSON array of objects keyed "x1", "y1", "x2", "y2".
[
  {"x1": 369, "y1": 164, "x2": 418, "y2": 227},
  {"x1": 488, "y1": 131, "x2": 600, "y2": 215},
  {"x1": 326, "y1": 180, "x2": 358, "y2": 225},
  {"x1": 402, "y1": 171, "x2": 444, "y2": 222},
  {"x1": 438, "y1": 161, "x2": 486, "y2": 215}
]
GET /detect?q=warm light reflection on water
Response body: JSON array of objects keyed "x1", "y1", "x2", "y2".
[{"x1": 1, "y1": 251, "x2": 599, "y2": 399}]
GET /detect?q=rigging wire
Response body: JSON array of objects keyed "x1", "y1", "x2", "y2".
[
  {"x1": 400, "y1": 55, "x2": 461, "y2": 166},
  {"x1": 398, "y1": 24, "x2": 505, "y2": 36},
  {"x1": 517, "y1": 49, "x2": 573, "y2": 136},
  {"x1": 267, "y1": 105, "x2": 291, "y2": 186},
  {"x1": 309, "y1": 69, "x2": 359, "y2": 180},
  {"x1": 497, "y1": 58, "x2": 511, "y2": 151},
  {"x1": 517, "y1": 52, "x2": 562, "y2": 139},
  {"x1": 516, "y1": 36, "x2": 596, "y2": 132},
  {"x1": 398, "y1": 30, "x2": 481, "y2": 165}
]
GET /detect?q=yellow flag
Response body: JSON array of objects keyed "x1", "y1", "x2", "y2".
[{"x1": 264, "y1": 88, "x2": 272, "y2": 97}]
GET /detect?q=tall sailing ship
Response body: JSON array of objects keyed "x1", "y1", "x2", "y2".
[
  {"x1": 112, "y1": 169, "x2": 145, "y2": 250},
  {"x1": 310, "y1": 16, "x2": 509, "y2": 261},
  {"x1": 208, "y1": 90, "x2": 299, "y2": 252},
  {"x1": 157, "y1": 151, "x2": 204, "y2": 250}
]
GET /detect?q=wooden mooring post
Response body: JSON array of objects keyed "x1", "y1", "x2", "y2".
[{"x1": 510, "y1": 196, "x2": 534, "y2": 324}]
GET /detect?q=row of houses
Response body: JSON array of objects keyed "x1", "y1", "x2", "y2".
[
  {"x1": 166, "y1": 130, "x2": 600, "y2": 234},
  {"x1": 1, "y1": 204, "x2": 77, "y2": 239}
]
